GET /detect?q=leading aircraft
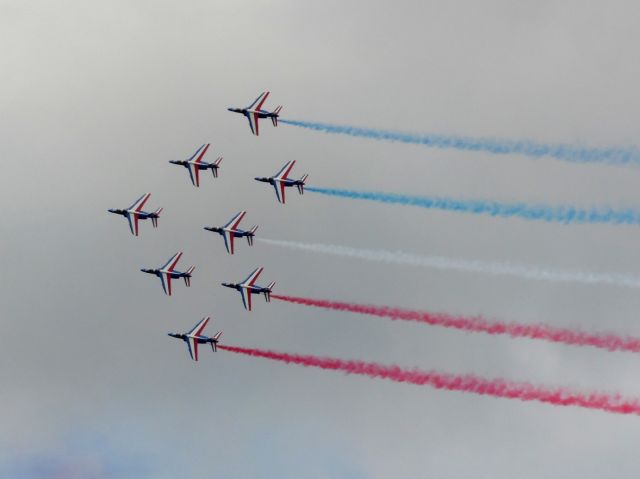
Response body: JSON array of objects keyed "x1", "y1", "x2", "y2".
[
  {"x1": 169, "y1": 144, "x2": 222, "y2": 187},
  {"x1": 168, "y1": 316, "x2": 222, "y2": 361},
  {"x1": 222, "y1": 267, "x2": 275, "y2": 311},
  {"x1": 227, "y1": 91, "x2": 282, "y2": 136},
  {"x1": 255, "y1": 160, "x2": 308, "y2": 204},
  {"x1": 141, "y1": 252, "x2": 195, "y2": 296},
  {"x1": 203, "y1": 211, "x2": 258, "y2": 255},
  {"x1": 108, "y1": 193, "x2": 163, "y2": 236}
]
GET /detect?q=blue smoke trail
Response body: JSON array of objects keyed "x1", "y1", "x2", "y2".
[
  {"x1": 305, "y1": 186, "x2": 640, "y2": 225},
  {"x1": 280, "y1": 119, "x2": 640, "y2": 166}
]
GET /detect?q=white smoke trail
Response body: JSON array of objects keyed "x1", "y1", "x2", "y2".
[{"x1": 258, "y1": 238, "x2": 640, "y2": 288}]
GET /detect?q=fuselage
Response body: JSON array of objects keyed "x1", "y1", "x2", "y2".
[
  {"x1": 141, "y1": 268, "x2": 188, "y2": 278},
  {"x1": 254, "y1": 177, "x2": 300, "y2": 187},
  {"x1": 228, "y1": 107, "x2": 277, "y2": 119},
  {"x1": 221, "y1": 282, "x2": 268, "y2": 294},
  {"x1": 205, "y1": 226, "x2": 251, "y2": 238},
  {"x1": 108, "y1": 208, "x2": 156, "y2": 219},
  {"x1": 170, "y1": 160, "x2": 217, "y2": 171},
  {"x1": 168, "y1": 333, "x2": 215, "y2": 344}
]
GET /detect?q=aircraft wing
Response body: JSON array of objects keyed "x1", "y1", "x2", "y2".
[
  {"x1": 192, "y1": 144, "x2": 210, "y2": 163},
  {"x1": 221, "y1": 212, "x2": 246, "y2": 254},
  {"x1": 159, "y1": 252, "x2": 183, "y2": 295},
  {"x1": 187, "y1": 144, "x2": 206, "y2": 161},
  {"x1": 126, "y1": 212, "x2": 140, "y2": 236},
  {"x1": 128, "y1": 193, "x2": 151, "y2": 212},
  {"x1": 241, "y1": 266, "x2": 263, "y2": 287},
  {"x1": 188, "y1": 317, "x2": 211, "y2": 337},
  {"x1": 239, "y1": 287, "x2": 252, "y2": 311},
  {"x1": 222, "y1": 230, "x2": 235, "y2": 254},
  {"x1": 224, "y1": 211, "x2": 246, "y2": 230},
  {"x1": 159, "y1": 272, "x2": 172, "y2": 295},
  {"x1": 247, "y1": 91, "x2": 270, "y2": 110},
  {"x1": 272, "y1": 181, "x2": 287, "y2": 204},
  {"x1": 186, "y1": 163, "x2": 198, "y2": 187},
  {"x1": 186, "y1": 336, "x2": 199, "y2": 361},
  {"x1": 274, "y1": 160, "x2": 296, "y2": 181},
  {"x1": 188, "y1": 144, "x2": 210, "y2": 187},
  {"x1": 246, "y1": 112, "x2": 261, "y2": 136},
  {"x1": 161, "y1": 252, "x2": 183, "y2": 272}
]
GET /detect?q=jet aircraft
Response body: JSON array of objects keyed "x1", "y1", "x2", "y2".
[
  {"x1": 227, "y1": 91, "x2": 282, "y2": 136},
  {"x1": 255, "y1": 160, "x2": 308, "y2": 204},
  {"x1": 141, "y1": 252, "x2": 194, "y2": 296},
  {"x1": 204, "y1": 211, "x2": 258, "y2": 255},
  {"x1": 169, "y1": 144, "x2": 222, "y2": 187},
  {"x1": 108, "y1": 193, "x2": 162, "y2": 236},
  {"x1": 221, "y1": 267, "x2": 275, "y2": 311},
  {"x1": 168, "y1": 316, "x2": 222, "y2": 361}
]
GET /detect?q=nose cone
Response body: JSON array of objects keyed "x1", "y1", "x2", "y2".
[{"x1": 108, "y1": 209, "x2": 116, "y2": 213}]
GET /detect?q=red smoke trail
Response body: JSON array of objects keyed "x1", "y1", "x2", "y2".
[
  {"x1": 218, "y1": 344, "x2": 640, "y2": 416},
  {"x1": 271, "y1": 294, "x2": 640, "y2": 354}
]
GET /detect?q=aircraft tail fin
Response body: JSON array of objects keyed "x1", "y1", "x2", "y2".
[
  {"x1": 247, "y1": 225, "x2": 258, "y2": 246},
  {"x1": 297, "y1": 174, "x2": 308, "y2": 194},
  {"x1": 265, "y1": 281, "x2": 276, "y2": 302},
  {"x1": 151, "y1": 207, "x2": 163, "y2": 227},
  {"x1": 212, "y1": 157, "x2": 223, "y2": 178},
  {"x1": 271, "y1": 106, "x2": 282, "y2": 126},
  {"x1": 211, "y1": 331, "x2": 222, "y2": 351},
  {"x1": 184, "y1": 266, "x2": 195, "y2": 286}
]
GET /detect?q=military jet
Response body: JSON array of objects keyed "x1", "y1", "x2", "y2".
[
  {"x1": 168, "y1": 316, "x2": 222, "y2": 361},
  {"x1": 204, "y1": 211, "x2": 258, "y2": 255},
  {"x1": 221, "y1": 267, "x2": 275, "y2": 311},
  {"x1": 108, "y1": 193, "x2": 162, "y2": 236},
  {"x1": 227, "y1": 91, "x2": 282, "y2": 136},
  {"x1": 141, "y1": 252, "x2": 194, "y2": 296},
  {"x1": 255, "y1": 160, "x2": 307, "y2": 204},
  {"x1": 169, "y1": 144, "x2": 222, "y2": 187}
]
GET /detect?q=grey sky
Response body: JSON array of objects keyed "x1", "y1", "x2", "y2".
[{"x1": 2, "y1": 0, "x2": 640, "y2": 477}]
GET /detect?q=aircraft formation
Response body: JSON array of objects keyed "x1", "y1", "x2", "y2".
[
  {"x1": 109, "y1": 91, "x2": 291, "y2": 361},
  {"x1": 104, "y1": 91, "x2": 640, "y2": 419}
]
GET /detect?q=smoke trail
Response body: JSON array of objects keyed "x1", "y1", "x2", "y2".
[
  {"x1": 257, "y1": 238, "x2": 640, "y2": 288},
  {"x1": 219, "y1": 344, "x2": 640, "y2": 415},
  {"x1": 272, "y1": 294, "x2": 640, "y2": 354},
  {"x1": 305, "y1": 186, "x2": 640, "y2": 226},
  {"x1": 280, "y1": 119, "x2": 640, "y2": 166}
]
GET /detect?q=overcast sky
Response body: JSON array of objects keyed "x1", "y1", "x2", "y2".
[{"x1": 2, "y1": 1, "x2": 640, "y2": 477}]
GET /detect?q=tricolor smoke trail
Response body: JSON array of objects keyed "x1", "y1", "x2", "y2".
[
  {"x1": 305, "y1": 186, "x2": 640, "y2": 226},
  {"x1": 219, "y1": 344, "x2": 640, "y2": 416},
  {"x1": 271, "y1": 294, "x2": 640, "y2": 354},
  {"x1": 258, "y1": 238, "x2": 640, "y2": 288},
  {"x1": 280, "y1": 119, "x2": 640, "y2": 166}
]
